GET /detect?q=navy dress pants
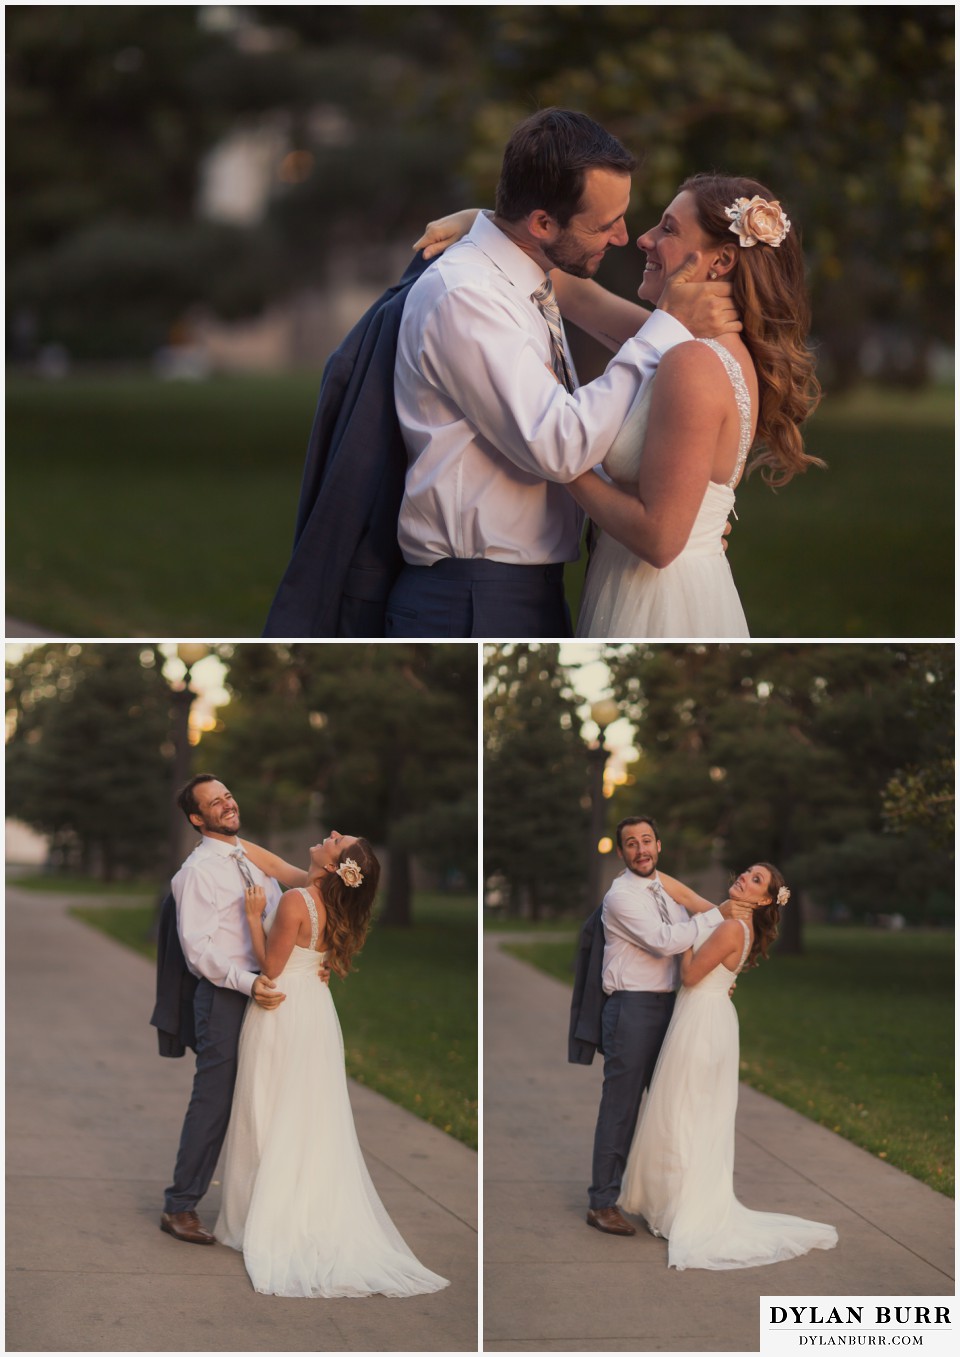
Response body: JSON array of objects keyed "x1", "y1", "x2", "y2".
[
  {"x1": 589, "y1": 990, "x2": 676, "y2": 1210},
  {"x1": 164, "y1": 980, "x2": 248, "y2": 1215},
  {"x1": 384, "y1": 559, "x2": 572, "y2": 638}
]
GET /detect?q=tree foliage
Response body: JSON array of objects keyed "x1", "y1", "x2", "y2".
[
  {"x1": 6, "y1": 5, "x2": 952, "y2": 377},
  {"x1": 602, "y1": 643, "x2": 954, "y2": 944},
  {"x1": 5, "y1": 644, "x2": 172, "y2": 878},
  {"x1": 204, "y1": 643, "x2": 478, "y2": 926},
  {"x1": 484, "y1": 644, "x2": 592, "y2": 920}
]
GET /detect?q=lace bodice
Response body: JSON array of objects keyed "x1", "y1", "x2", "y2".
[{"x1": 603, "y1": 339, "x2": 753, "y2": 491}]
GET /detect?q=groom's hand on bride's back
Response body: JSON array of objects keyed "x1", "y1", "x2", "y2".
[{"x1": 657, "y1": 251, "x2": 742, "y2": 338}]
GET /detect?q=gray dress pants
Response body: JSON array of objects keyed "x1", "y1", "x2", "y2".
[
  {"x1": 164, "y1": 980, "x2": 248, "y2": 1214},
  {"x1": 588, "y1": 989, "x2": 676, "y2": 1210}
]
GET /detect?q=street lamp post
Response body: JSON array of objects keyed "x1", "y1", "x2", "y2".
[
  {"x1": 165, "y1": 644, "x2": 210, "y2": 889},
  {"x1": 586, "y1": 697, "x2": 619, "y2": 913}
]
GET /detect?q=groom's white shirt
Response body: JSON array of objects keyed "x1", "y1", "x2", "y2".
[
  {"x1": 601, "y1": 869, "x2": 723, "y2": 995},
  {"x1": 173, "y1": 836, "x2": 282, "y2": 997},
  {"x1": 394, "y1": 210, "x2": 692, "y2": 566}
]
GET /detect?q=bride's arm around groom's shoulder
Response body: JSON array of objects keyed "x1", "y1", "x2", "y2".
[
  {"x1": 238, "y1": 838, "x2": 309, "y2": 887},
  {"x1": 657, "y1": 871, "x2": 721, "y2": 915}
]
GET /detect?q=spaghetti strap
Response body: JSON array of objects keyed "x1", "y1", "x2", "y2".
[
  {"x1": 735, "y1": 918, "x2": 752, "y2": 973},
  {"x1": 695, "y1": 338, "x2": 753, "y2": 487},
  {"x1": 296, "y1": 886, "x2": 321, "y2": 951}
]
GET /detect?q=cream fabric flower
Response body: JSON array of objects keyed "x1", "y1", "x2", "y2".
[
  {"x1": 776, "y1": 886, "x2": 791, "y2": 906},
  {"x1": 336, "y1": 858, "x2": 364, "y2": 888},
  {"x1": 725, "y1": 196, "x2": 791, "y2": 248}
]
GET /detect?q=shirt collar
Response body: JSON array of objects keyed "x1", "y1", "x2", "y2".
[
  {"x1": 466, "y1": 210, "x2": 549, "y2": 298},
  {"x1": 196, "y1": 835, "x2": 242, "y2": 859}
]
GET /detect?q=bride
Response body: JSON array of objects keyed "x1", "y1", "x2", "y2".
[
  {"x1": 415, "y1": 175, "x2": 824, "y2": 638},
  {"x1": 620, "y1": 861, "x2": 839, "y2": 1270},
  {"x1": 214, "y1": 832, "x2": 449, "y2": 1299}
]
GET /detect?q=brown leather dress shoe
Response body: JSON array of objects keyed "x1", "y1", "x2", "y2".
[
  {"x1": 160, "y1": 1210, "x2": 216, "y2": 1245},
  {"x1": 586, "y1": 1206, "x2": 636, "y2": 1236}
]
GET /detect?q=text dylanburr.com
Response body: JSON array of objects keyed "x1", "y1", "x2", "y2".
[{"x1": 761, "y1": 1299, "x2": 953, "y2": 1356}]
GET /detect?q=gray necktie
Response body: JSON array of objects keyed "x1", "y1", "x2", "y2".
[
  {"x1": 531, "y1": 277, "x2": 575, "y2": 392},
  {"x1": 650, "y1": 879, "x2": 672, "y2": 923},
  {"x1": 231, "y1": 847, "x2": 256, "y2": 890}
]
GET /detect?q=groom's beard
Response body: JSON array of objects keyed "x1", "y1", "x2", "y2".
[
  {"x1": 199, "y1": 811, "x2": 242, "y2": 836},
  {"x1": 624, "y1": 856, "x2": 657, "y2": 879},
  {"x1": 543, "y1": 233, "x2": 605, "y2": 280}
]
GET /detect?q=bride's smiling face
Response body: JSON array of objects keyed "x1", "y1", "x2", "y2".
[
  {"x1": 310, "y1": 830, "x2": 359, "y2": 873},
  {"x1": 731, "y1": 864, "x2": 773, "y2": 907},
  {"x1": 636, "y1": 190, "x2": 715, "y2": 305}
]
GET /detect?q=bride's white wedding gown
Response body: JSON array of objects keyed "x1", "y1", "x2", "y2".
[
  {"x1": 576, "y1": 339, "x2": 751, "y2": 638},
  {"x1": 215, "y1": 888, "x2": 449, "y2": 1298},
  {"x1": 619, "y1": 921, "x2": 838, "y2": 1270}
]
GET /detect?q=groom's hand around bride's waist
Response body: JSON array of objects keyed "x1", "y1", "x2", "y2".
[
  {"x1": 252, "y1": 974, "x2": 286, "y2": 1009},
  {"x1": 657, "y1": 251, "x2": 741, "y2": 338}
]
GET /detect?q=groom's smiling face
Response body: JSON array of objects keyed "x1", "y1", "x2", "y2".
[
  {"x1": 619, "y1": 821, "x2": 660, "y2": 878},
  {"x1": 190, "y1": 780, "x2": 241, "y2": 838},
  {"x1": 543, "y1": 167, "x2": 632, "y2": 279}
]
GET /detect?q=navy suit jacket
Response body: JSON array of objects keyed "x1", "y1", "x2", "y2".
[
  {"x1": 149, "y1": 891, "x2": 198, "y2": 1057},
  {"x1": 567, "y1": 906, "x2": 608, "y2": 1065},
  {"x1": 263, "y1": 251, "x2": 433, "y2": 637}
]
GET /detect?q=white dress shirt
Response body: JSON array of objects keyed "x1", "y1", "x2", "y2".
[
  {"x1": 394, "y1": 211, "x2": 693, "y2": 565},
  {"x1": 172, "y1": 836, "x2": 282, "y2": 997},
  {"x1": 601, "y1": 869, "x2": 723, "y2": 995}
]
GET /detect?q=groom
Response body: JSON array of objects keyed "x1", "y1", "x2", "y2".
[
  {"x1": 159, "y1": 774, "x2": 284, "y2": 1245},
  {"x1": 578, "y1": 816, "x2": 744, "y2": 1236},
  {"x1": 386, "y1": 107, "x2": 740, "y2": 638}
]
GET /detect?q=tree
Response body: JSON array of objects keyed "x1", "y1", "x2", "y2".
[
  {"x1": 7, "y1": 6, "x2": 952, "y2": 377},
  {"x1": 202, "y1": 643, "x2": 477, "y2": 927},
  {"x1": 5, "y1": 644, "x2": 172, "y2": 878},
  {"x1": 484, "y1": 644, "x2": 592, "y2": 920},
  {"x1": 603, "y1": 643, "x2": 954, "y2": 945}
]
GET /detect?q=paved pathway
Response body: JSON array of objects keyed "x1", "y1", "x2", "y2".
[
  {"x1": 5, "y1": 888, "x2": 477, "y2": 1352},
  {"x1": 484, "y1": 934, "x2": 954, "y2": 1353},
  {"x1": 5, "y1": 618, "x2": 58, "y2": 639}
]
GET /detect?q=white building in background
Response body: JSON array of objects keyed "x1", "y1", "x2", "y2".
[
  {"x1": 183, "y1": 90, "x2": 389, "y2": 374},
  {"x1": 5, "y1": 820, "x2": 48, "y2": 869}
]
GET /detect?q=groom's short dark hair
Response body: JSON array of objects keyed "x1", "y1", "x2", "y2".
[
  {"x1": 616, "y1": 816, "x2": 660, "y2": 851},
  {"x1": 495, "y1": 108, "x2": 637, "y2": 226},
  {"x1": 177, "y1": 772, "x2": 218, "y2": 824}
]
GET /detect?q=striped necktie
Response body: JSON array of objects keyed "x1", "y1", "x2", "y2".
[
  {"x1": 231, "y1": 847, "x2": 256, "y2": 889},
  {"x1": 650, "y1": 879, "x2": 672, "y2": 923},
  {"x1": 531, "y1": 277, "x2": 575, "y2": 392}
]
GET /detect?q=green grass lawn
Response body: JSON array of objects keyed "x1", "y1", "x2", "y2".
[
  {"x1": 502, "y1": 925, "x2": 954, "y2": 1195},
  {"x1": 6, "y1": 374, "x2": 953, "y2": 637},
  {"x1": 70, "y1": 889, "x2": 478, "y2": 1149}
]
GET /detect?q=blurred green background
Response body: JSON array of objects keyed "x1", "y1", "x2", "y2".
[{"x1": 6, "y1": 5, "x2": 954, "y2": 636}]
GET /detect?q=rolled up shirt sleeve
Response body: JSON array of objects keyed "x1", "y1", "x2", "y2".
[
  {"x1": 418, "y1": 286, "x2": 692, "y2": 484},
  {"x1": 174, "y1": 863, "x2": 258, "y2": 997}
]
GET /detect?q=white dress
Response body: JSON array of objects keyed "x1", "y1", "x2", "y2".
[
  {"x1": 576, "y1": 339, "x2": 751, "y2": 638},
  {"x1": 215, "y1": 888, "x2": 449, "y2": 1298},
  {"x1": 619, "y1": 921, "x2": 838, "y2": 1270}
]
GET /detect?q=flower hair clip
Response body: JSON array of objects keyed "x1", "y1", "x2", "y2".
[
  {"x1": 725, "y1": 195, "x2": 791, "y2": 248},
  {"x1": 776, "y1": 886, "x2": 790, "y2": 906},
  {"x1": 336, "y1": 858, "x2": 364, "y2": 888}
]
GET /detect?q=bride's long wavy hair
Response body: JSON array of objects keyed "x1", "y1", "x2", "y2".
[
  {"x1": 312, "y1": 838, "x2": 380, "y2": 979},
  {"x1": 680, "y1": 173, "x2": 824, "y2": 487},
  {"x1": 736, "y1": 861, "x2": 787, "y2": 970}
]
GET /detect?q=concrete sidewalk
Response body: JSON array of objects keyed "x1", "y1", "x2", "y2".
[
  {"x1": 484, "y1": 934, "x2": 954, "y2": 1353},
  {"x1": 5, "y1": 888, "x2": 477, "y2": 1352}
]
